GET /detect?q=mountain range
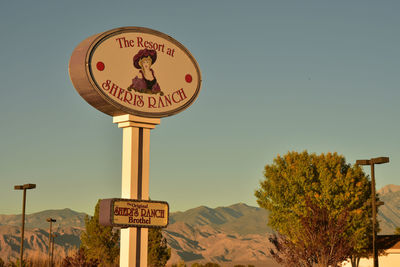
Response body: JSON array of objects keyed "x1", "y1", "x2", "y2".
[
  {"x1": 0, "y1": 208, "x2": 87, "y2": 230},
  {"x1": 0, "y1": 184, "x2": 399, "y2": 266},
  {"x1": 378, "y1": 184, "x2": 400, "y2": 234},
  {"x1": 165, "y1": 203, "x2": 274, "y2": 265},
  {"x1": 0, "y1": 203, "x2": 274, "y2": 266}
]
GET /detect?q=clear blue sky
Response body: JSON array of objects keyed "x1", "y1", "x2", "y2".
[{"x1": 1, "y1": 0, "x2": 399, "y2": 215}]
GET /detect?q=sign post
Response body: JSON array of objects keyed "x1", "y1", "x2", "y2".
[
  {"x1": 69, "y1": 27, "x2": 201, "y2": 267},
  {"x1": 114, "y1": 115, "x2": 160, "y2": 266}
]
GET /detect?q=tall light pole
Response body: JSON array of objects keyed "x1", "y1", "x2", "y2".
[
  {"x1": 356, "y1": 157, "x2": 389, "y2": 267},
  {"x1": 46, "y1": 218, "x2": 56, "y2": 266},
  {"x1": 14, "y1": 183, "x2": 36, "y2": 267},
  {"x1": 50, "y1": 233, "x2": 57, "y2": 267}
]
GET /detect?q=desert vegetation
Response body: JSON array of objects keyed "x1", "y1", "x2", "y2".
[
  {"x1": 0, "y1": 247, "x2": 76, "y2": 267},
  {"x1": 171, "y1": 263, "x2": 255, "y2": 267}
]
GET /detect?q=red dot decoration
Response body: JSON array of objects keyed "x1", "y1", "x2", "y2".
[
  {"x1": 185, "y1": 74, "x2": 192, "y2": 83},
  {"x1": 96, "y1": 61, "x2": 105, "y2": 71}
]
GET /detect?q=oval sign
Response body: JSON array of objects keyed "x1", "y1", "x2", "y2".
[{"x1": 69, "y1": 27, "x2": 201, "y2": 118}]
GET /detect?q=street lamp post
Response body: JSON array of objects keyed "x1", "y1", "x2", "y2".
[
  {"x1": 14, "y1": 183, "x2": 36, "y2": 267},
  {"x1": 46, "y1": 218, "x2": 56, "y2": 266},
  {"x1": 356, "y1": 157, "x2": 389, "y2": 267},
  {"x1": 50, "y1": 233, "x2": 57, "y2": 267}
]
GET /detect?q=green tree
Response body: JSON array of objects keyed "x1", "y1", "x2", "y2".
[
  {"x1": 172, "y1": 261, "x2": 186, "y2": 267},
  {"x1": 80, "y1": 200, "x2": 120, "y2": 266},
  {"x1": 148, "y1": 227, "x2": 171, "y2": 267},
  {"x1": 269, "y1": 199, "x2": 356, "y2": 267},
  {"x1": 6, "y1": 261, "x2": 17, "y2": 267},
  {"x1": 255, "y1": 151, "x2": 373, "y2": 267},
  {"x1": 62, "y1": 248, "x2": 99, "y2": 267},
  {"x1": 80, "y1": 200, "x2": 171, "y2": 267}
]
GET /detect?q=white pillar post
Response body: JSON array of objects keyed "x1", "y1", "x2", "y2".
[{"x1": 113, "y1": 114, "x2": 160, "y2": 267}]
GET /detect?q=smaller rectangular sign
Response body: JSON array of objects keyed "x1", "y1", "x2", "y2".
[{"x1": 99, "y1": 198, "x2": 169, "y2": 228}]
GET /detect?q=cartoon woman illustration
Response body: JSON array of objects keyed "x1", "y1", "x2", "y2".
[{"x1": 127, "y1": 49, "x2": 164, "y2": 96}]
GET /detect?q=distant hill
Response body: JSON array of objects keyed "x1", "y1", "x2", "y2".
[
  {"x1": 165, "y1": 203, "x2": 274, "y2": 265},
  {"x1": 378, "y1": 184, "x2": 400, "y2": 234},
  {"x1": 0, "y1": 209, "x2": 86, "y2": 262},
  {"x1": 378, "y1": 184, "x2": 400, "y2": 195},
  {"x1": 0, "y1": 225, "x2": 81, "y2": 262},
  {"x1": 0, "y1": 208, "x2": 86, "y2": 230},
  {"x1": 169, "y1": 203, "x2": 272, "y2": 236},
  {"x1": 164, "y1": 222, "x2": 274, "y2": 266}
]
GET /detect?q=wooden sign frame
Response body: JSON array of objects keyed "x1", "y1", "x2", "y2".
[{"x1": 99, "y1": 198, "x2": 169, "y2": 229}]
